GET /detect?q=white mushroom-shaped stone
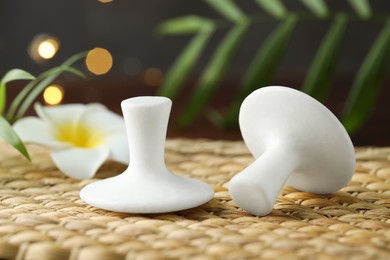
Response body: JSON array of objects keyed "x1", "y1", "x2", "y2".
[
  {"x1": 229, "y1": 86, "x2": 356, "y2": 216},
  {"x1": 80, "y1": 96, "x2": 214, "y2": 213}
]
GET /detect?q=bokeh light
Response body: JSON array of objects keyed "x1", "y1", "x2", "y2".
[
  {"x1": 98, "y1": 0, "x2": 113, "y2": 3},
  {"x1": 43, "y1": 85, "x2": 64, "y2": 105},
  {"x1": 144, "y1": 67, "x2": 164, "y2": 87},
  {"x1": 29, "y1": 34, "x2": 60, "y2": 62},
  {"x1": 86, "y1": 48, "x2": 113, "y2": 75},
  {"x1": 38, "y1": 39, "x2": 59, "y2": 59}
]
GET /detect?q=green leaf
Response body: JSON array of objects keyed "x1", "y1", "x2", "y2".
[
  {"x1": 7, "y1": 66, "x2": 85, "y2": 122},
  {"x1": 204, "y1": 0, "x2": 246, "y2": 23},
  {"x1": 0, "y1": 115, "x2": 30, "y2": 160},
  {"x1": 6, "y1": 52, "x2": 87, "y2": 122},
  {"x1": 347, "y1": 0, "x2": 371, "y2": 19},
  {"x1": 156, "y1": 16, "x2": 213, "y2": 35},
  {"x1": 300, "y1": 0, "x2": 328, "y2": 18},
  {"x1": 302, "y1": 14, "x2": 348, "y2": 101},
  {"x1": 177, "y1": 23, "x2": 249, "y2": 127},
  {"x1": 255, "y1": 0, "x2": 287, "y2": 19},
  {"x1": 62, "y1": 51, "x2": 89, "y2": 67},
  {"x1": 15, "y1": 67, "x2": 85, "y2": 120},
  {"x1": 342, "y1": 18, "x2": 390, "y2": 133},
  {"x1": 0, "y1": 69, "x2": 35, "y2": 88},
  {"x1": 0, "y1": 69, "x2": 35, "y2": 115},
  {"x1": 218, "y1": 15, "x2": 297, "y2": 128},
  {"x1": 158, "y1": 29, "x2": 213, "y2": 99},
  {"x1": 63, "y1": 66, "x2": 86, "y2": 79}
]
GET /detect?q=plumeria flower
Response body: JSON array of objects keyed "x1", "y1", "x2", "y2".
[{"x1": 13, "y1": 103, "x2": 129, "y2": 179}]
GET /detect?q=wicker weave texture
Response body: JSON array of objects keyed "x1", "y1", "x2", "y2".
[{"x1": 0, "y1": 139, "x2": 389, "y2": 259}]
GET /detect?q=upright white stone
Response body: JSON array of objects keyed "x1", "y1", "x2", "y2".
[{"x1": 80, "y1": 96, "x2": 214, "y2": 213}]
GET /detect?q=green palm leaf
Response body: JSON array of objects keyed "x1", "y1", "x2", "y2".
[
  {"x1": 215, "y1": 15, "x2": 297, "y2": 128},
  {"x1": 347, "y1": 0, "x2": 371, "y2": 19},
  {"x1": 342, "y1": 18, "x2": 390, "y2": 133},
  {"x1": 158, "y1": 26, "x2": 214, "y2": 99},
  {"x1": 156, "y1": 16, "x2": 213, "y2": 35},
  {"x1": 302, "y1": 14, "x2": 348, "y2": 101},
  {"x1": 204, "y1": 0, "x2": 246, "y2": 22},
  {"x1": 177, "y1": 23, "x2": 249, "y2": 127},
  {"x1": 157, "y1": 1, "x2": 389, "y2": 134},
  {"x1": 300, "y1": 0, "x2": 328, "y2": 18},
  {"x1": 255, "y1": 0, "x2": 287, "y2": 19}
]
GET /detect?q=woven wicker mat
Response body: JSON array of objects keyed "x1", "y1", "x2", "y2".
[{"x1": 0, "y1": 139, "x2": 389, "y2": 260}]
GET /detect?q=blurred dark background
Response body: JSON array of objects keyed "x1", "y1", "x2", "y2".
[{"x1": 1, "y1": 0, "x2": 389, "y2": 145}]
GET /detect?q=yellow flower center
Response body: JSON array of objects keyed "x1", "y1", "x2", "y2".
[{"x1": 55, "y1": 123, "x2": 103, "y2": 148}]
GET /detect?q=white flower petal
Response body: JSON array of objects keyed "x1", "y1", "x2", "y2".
[
  {"x1": 13, "y1": 117, "x2": 69, "y2": 148},
  {"x1": 104, "y1": 133, "x2": 129, "y2": 164},
  {"x1": 51, "y1": 146, "x2": 109, "y2": 179},
  {"x1": 23, "y1": 103, "x2": 126, "y2": 179},
  {"x1": 35, "y1": 103, "x2": 86, "y2": 128},
  {"x1": 79, "y1": 104, "x2": 125, "y2": 134}
]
